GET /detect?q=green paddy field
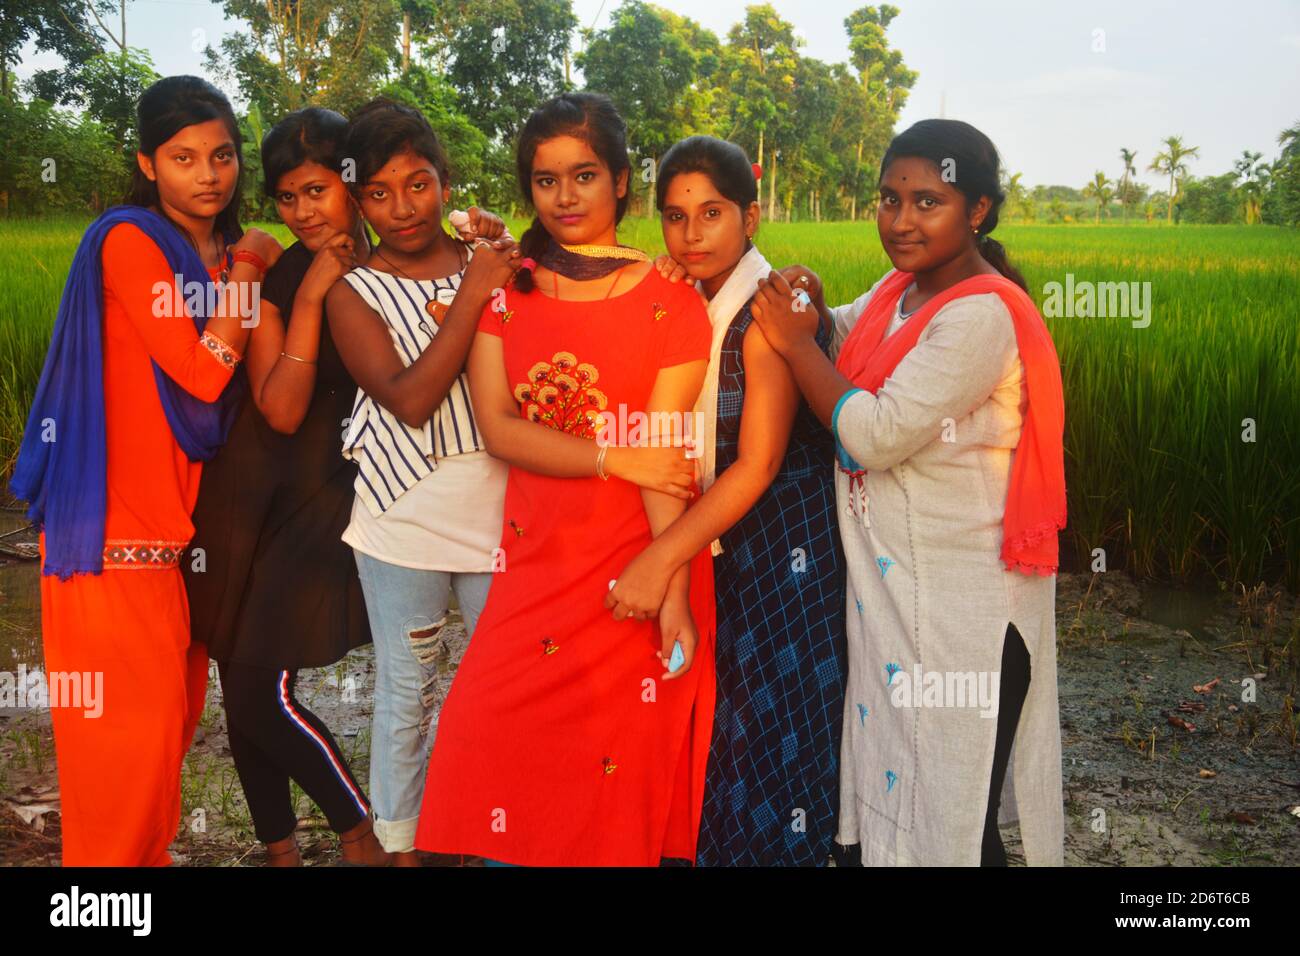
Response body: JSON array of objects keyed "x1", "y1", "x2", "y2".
[{"x1": 1, "y1": 217, "x2": 1296, "y2": 588}]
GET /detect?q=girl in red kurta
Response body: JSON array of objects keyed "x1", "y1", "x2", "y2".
[
  {"x1": 414, "y1": 93, "x2": 716, "y2": 865},
  {"x1": 13, "y1": 76, "x2": 280, "y2": 866}
]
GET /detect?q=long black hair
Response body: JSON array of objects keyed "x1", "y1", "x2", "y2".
[
  {"x1": 261, "y1": 106, "x2": 350, "y2": 198},
  {"x1": 655, "y1": 135, "x2": 757, "y2": 214},
  {"x1": 514, "y1": 92, "x2": 631, "y2": 292},
  {"x1": 125, "y1": 75, "x2": 245, "y2": 243},
  {"x1": 879, "y1": 119, "x2": 1026, "y2": 291}
]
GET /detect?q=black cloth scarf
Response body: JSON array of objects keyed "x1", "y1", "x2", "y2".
[{"x1": 535, "y1": 237, "x2": 645, "y2": 280}]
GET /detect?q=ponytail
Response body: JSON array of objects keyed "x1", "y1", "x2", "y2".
[
  {"x1": 514, "y1": 216, "x2": 551, "y2": 293},
  {"x1": 977, "y1": 234, "x2": 1027, "y2": 292}
]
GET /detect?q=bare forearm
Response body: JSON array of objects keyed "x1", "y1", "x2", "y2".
[
  {"x1": 204, "y1": 262, "x2": 261, "y2": 353},
  {"x1": 639, "y1": 459, "x2": 772, "y2": 574},
  {"x1": 480, "y1": 416, "x2": 602, "y2": 477},
  {"x1": 257, "y1": 293, "x2": 324, "y2": 433},
  {"x1": 640, "y1": 487, "x2": 691, "y2": 604},
  {"x1": 378, "y1": 282, "x2": 491, "y2": 426}
]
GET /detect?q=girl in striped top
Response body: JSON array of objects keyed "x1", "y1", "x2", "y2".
[{"x1": 324, "y1": 98, "x2": 522, "y2": 864}]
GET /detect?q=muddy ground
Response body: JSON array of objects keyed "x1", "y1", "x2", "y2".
[{"x1": 2, "y1": 515, "x2": 1297, "y2": 865}]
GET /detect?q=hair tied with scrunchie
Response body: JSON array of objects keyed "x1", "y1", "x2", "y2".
[{"x1": 752, "y1": 163, "x2": 762, "y2": 181}]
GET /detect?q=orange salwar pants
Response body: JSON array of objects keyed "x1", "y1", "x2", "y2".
[{"x1": 40, "y1": 540, "x2": 208, "y2": 866}]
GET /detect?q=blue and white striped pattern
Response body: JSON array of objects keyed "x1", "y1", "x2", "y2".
[{"x1": 341, "y1": 263, "x2": 485, "y2": 517}]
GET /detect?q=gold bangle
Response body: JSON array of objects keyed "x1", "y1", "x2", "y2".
[
  {"x1": 280, "y1": 351, "x2": 316, "y2": 366},
  {"x1": 595, "y1": 443, "x2": 610, "y2": 481}
]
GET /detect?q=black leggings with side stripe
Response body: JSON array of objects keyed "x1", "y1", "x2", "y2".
[{"x1": 218, "y1": 661, "x2": 371, "y2": 844}]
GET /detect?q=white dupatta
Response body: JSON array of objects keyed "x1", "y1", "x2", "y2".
[{"x1": 694, "y1": 243, "x2": 772, "y2": 556}]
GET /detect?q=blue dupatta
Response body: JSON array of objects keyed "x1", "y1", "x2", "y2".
[{"x1": 10, "y1": 205, "x2": 245, "y2": 579}]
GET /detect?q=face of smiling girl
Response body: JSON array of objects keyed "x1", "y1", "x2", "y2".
[
  {"x1": 359, "y1": 148, "x2": 450, "y2": 254},
  {"x1": 529, "y1": 134, "x2": 628, "y2": 247},
  {"x1": 274, "y1": 159, "x2": 356, "y2": 252},
  {"x1": 136, "y1": 117, "x2": 239, "y2": 226},
  {"x1": 877, "y1": 155, "x2": 990, "y2": 275},
  {"x1": 660, "y1": 171, "x2": 759, "y2": 298}
]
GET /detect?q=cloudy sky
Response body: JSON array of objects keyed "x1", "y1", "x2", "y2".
[{"x1": 14, "y1": 0, "x2": 1300, "y2": 189}]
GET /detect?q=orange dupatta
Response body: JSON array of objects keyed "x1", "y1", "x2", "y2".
[{"x1": 834, "y1": 270, "x2": 1067, "y2": 576}]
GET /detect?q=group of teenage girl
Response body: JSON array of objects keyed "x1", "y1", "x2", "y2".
[{"x1": 14, "y1": 73, "x2": 1068, "y2": 868}]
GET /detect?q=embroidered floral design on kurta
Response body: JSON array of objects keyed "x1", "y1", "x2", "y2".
[{"x1": 513, "y1": 351, "x2": 608, "y2": 439}]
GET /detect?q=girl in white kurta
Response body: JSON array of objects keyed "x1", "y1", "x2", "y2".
[{"x1": 751, "y1": 119, "x2": 1067, "y2": 866}]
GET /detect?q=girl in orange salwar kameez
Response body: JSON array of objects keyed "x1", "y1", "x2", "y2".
[{"x1": 11, "y1": 76, "x2": 281, "y2": 866}]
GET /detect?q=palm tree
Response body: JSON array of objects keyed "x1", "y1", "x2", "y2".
[
  {"x1": 1279, "y1": 122, "x2": 1300, "y2": 159},
  {"x1": 1081, "y1": 171, "x2": 1114, "y2": 223},
  {"x1": 1118, "y1": 148, "x2": 1137, "y2": 221},
  {"x1": 1234, "y1": 150, "x2": 1269, "y2": 224},
  {"x1": 1148, "y1": 136, "x2": 1200, "y2": 222},
  {"x1": 1003, "y1": 171, "x2": 1030, "y2": 221}
]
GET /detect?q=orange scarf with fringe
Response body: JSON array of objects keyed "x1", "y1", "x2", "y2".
[{"x1": 835, "y1": 270, "x2": 1067, "y2": 576}]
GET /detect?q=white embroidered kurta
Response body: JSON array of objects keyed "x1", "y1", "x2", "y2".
[{"x1": 828, "y1": 272, "x2": 1063, "y2": 866}]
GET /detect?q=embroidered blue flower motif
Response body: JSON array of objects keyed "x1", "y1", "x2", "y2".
[
  {"x1": 886, "y1": 769, "x2": 898, "y2": 793},
  {"x1": 885, "y1": 662, "x2": 902, "y2": 685},
  {"x1": 857, "y1": 703, "x2": 869, "y2": 725},
  {"x1": 876, "y1": 556, "x2": 895, "y2": 578},
  {"x1": 855, "y1": 597, "x2": 864, "y2": 613}
]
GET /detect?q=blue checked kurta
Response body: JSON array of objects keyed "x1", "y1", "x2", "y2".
[{"x1": 696, "y1": 299, "x2": 848, "y2": 867}]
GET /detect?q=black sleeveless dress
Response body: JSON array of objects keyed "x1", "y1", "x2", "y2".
[{"x1": 183, "y1": 241, "x2": 370, "y2": 668}]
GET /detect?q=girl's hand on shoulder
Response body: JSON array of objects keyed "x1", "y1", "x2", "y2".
[
  {"x1": 776, "y1": 264, "x2": 825, "y2": 313},
  {"x1": 751, "y1": 269, "x2": 818, "y2": 356},
  {"x1": 234, "y1": 228, "x2": 283, "y2": 271},
  {"x1": 605, "y1": 545, "x2": 674, "y2": 622},
  {"x1": 653, "y1": 254, "x2": 695, "y2": 286},
  {"x1": 656, "y1": 596, "x2": 698, "y2": 681},
  {"x1": 301, "y1": 232, "x2": 358, "y2": 300}
]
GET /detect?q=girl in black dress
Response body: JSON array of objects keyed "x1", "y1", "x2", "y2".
[{"x1": 184, "y1": 108, "x2": 387, "y2": 866}]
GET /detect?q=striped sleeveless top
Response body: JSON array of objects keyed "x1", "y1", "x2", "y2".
[{"x1": 340, "y1": 258, "x2": 486, "y2": 517}]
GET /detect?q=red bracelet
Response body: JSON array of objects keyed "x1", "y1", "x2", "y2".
[{"x1": 231, "y1": 249, "x2": 268, "y2": 274}]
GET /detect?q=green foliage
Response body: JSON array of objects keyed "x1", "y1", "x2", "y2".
[
  {"x1": 204, "y1": 0, "x2": 403, "y2": 118},
  {"x1": 0, "y1": 0, "x2": 107, "y2": 101},
  {"x1": 72, "y1": 48, "x2": 159, "y2": 143},
  {"x1": 422, "y1": 0, "x2": 577, "y2": 143},
  {"x1": 0, "y1": 97, "x2": 130, "y2": 215},
  {"x1": 378, "y1": 65, "x2": 514, "y2": 211},
  {"x1": 1177, "y1": 173, "x2": 1242, "y2": 224}
]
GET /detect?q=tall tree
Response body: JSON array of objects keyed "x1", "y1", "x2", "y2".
[
  {"x1": 842, "y1": 5, "x2": 915, "y2": 219},
  {"x1": 1148, "y1": 135, "x2": 1199, "y2": 222},
  {"x1": 204, "y1": 0, "x2": 402, "y2": 118},
  {"x1": 1081, "y1": 170, "x2": 1113, "y2": 223},
  {"x1": 576, "y1": 1, "x2": 701, "y2": 214},
  {"x1": 721, "y1": 5, "x2": 801, "y2": 216},
  {"x1": 1117, "y1": 147, "x2": 1137, "y2": 221},
  {"x1": 1, "y1": 0, "x2": 109, "y2": 102},
  {"x1": 1233, "y1": 149, "x2": 1268, "y2": 224},
  {"x1": 423, "y1": 0, "x2": 576, "y2": 143}
]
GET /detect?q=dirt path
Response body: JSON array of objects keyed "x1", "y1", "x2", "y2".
[{"x1": 2, "y1": 557, "x2": 1297, "y2": 866}]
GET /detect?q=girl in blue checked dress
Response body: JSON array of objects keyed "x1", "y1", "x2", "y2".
[{"x1": 607, "y1": 136, "x2": 847, "y2": 866}]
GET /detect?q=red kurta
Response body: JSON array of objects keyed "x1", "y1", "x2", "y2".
[
  {"x1": 414, "y1": 269, "x2": 717, "y2": 865},
  {"x1": 40, "y1": 222, "x2": 238, "y2": 866}
]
